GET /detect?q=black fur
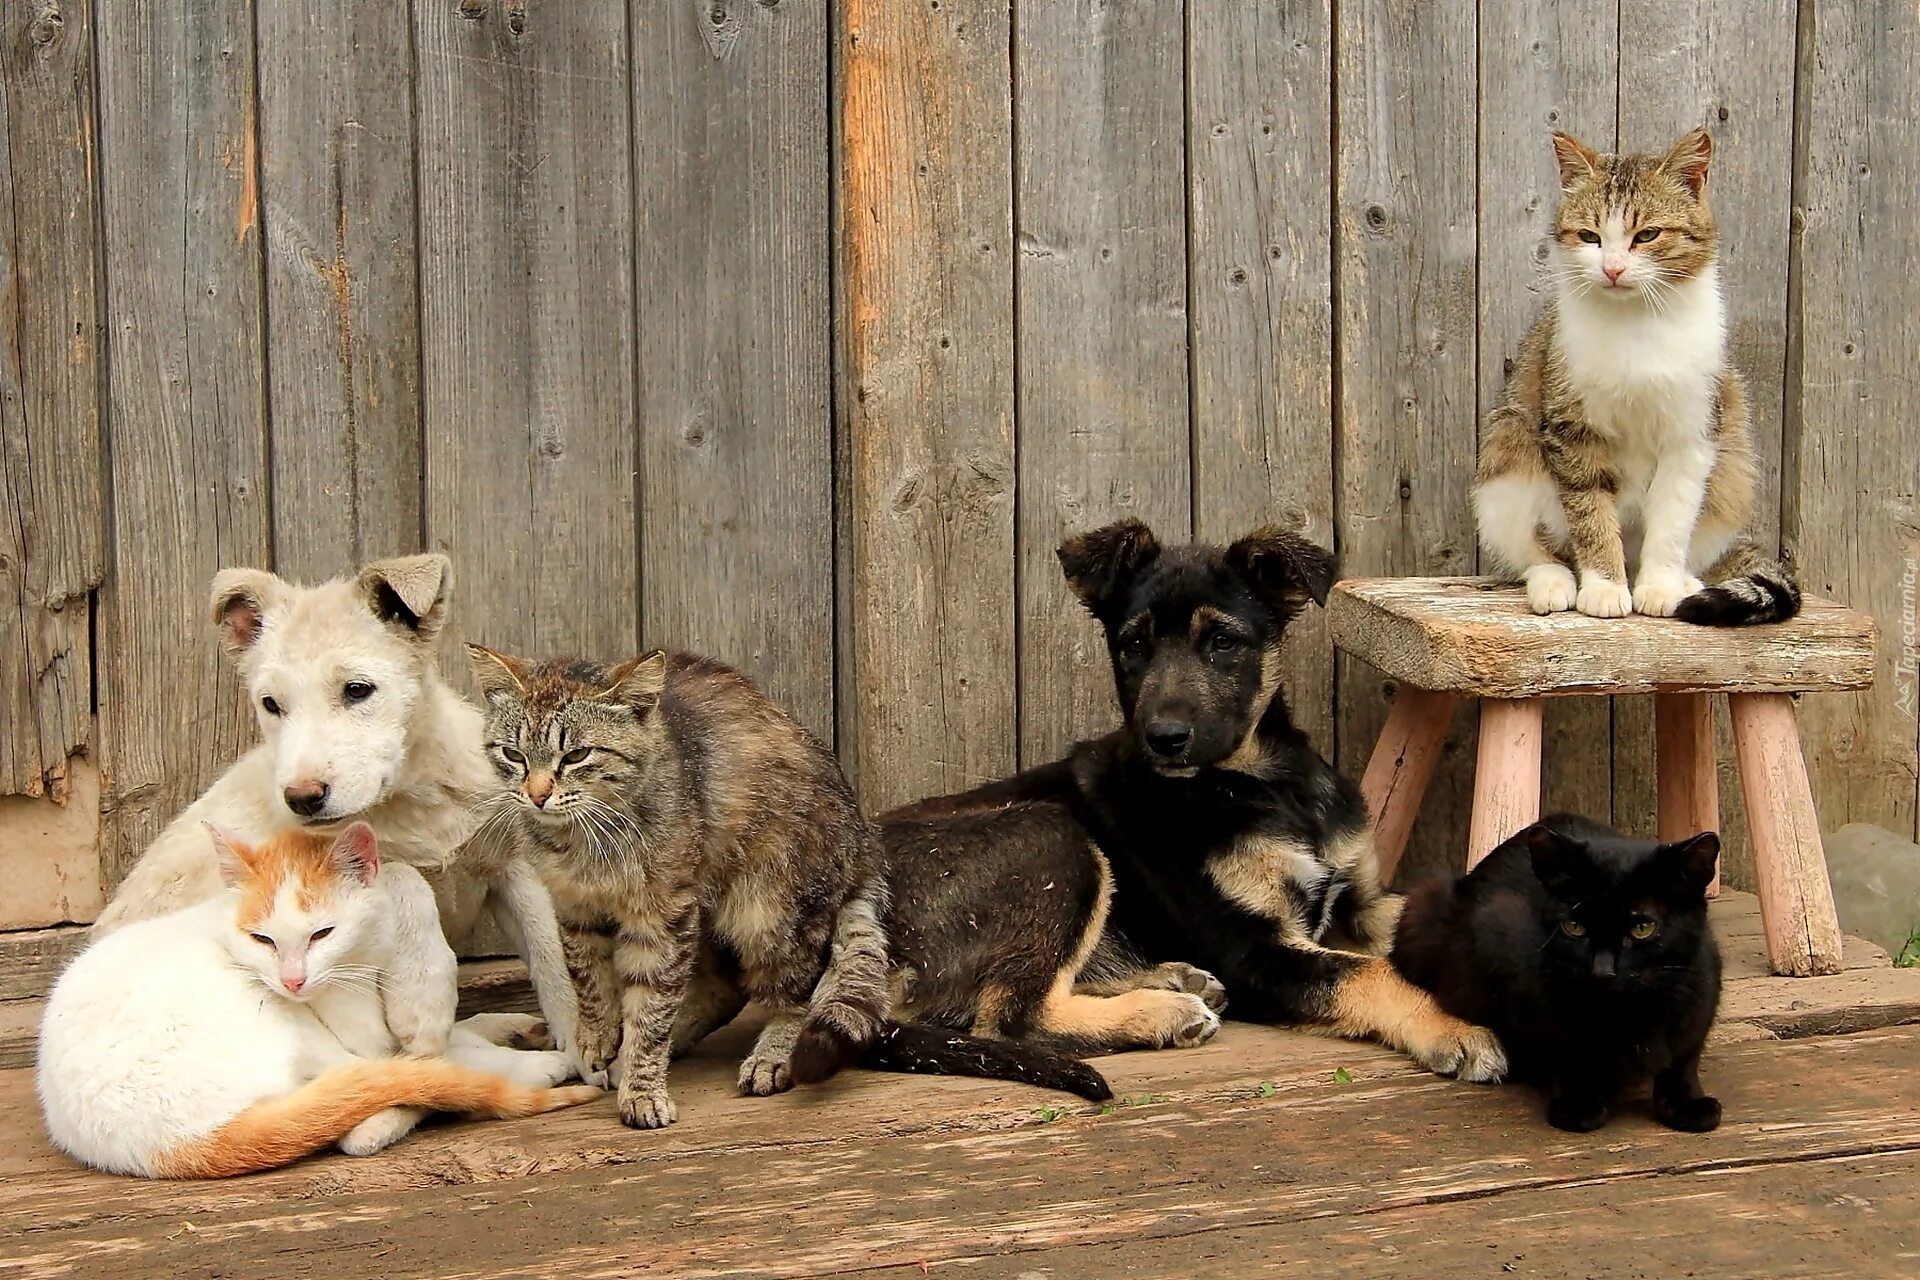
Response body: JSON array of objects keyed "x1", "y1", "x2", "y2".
[
  {"x1": 1392, "y1": 814, "x2": 1724, "y2": 1132},
  {"x1": 1673, "y1": 570, "x2": 1801, "y2": 626}
]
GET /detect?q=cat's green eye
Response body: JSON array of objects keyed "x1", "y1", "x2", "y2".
[
  {"x1": 1632, "y1": 227, "x2": 1661, "y2": 245},
  {"x1": 249, "y1": 932, "x2": 273, "y2": 947},
  {"x1": 560, "y1": 747, "x2": 591, "y2": 766},
  {"x1": 1577, "y1": 229, "x2": 1601, "y2": 244},
  {"x1": 1560, "y1": 920, "x2": 1587, "y2": 938},
  {"x1": 501, "y1": 746, "x2": 526, "y2": 766},
  {"x1": 1630, "y1": 920, "x2": 1658, "y2": 940}
]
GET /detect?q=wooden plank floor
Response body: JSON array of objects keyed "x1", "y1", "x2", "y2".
[{"x1": 2, "y1": 895, "x2": 1917, "y2": 1279}]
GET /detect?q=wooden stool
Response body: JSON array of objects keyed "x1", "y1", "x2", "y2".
[{"x1": 1329, "y1": 577, "x2": 1879, "y2": 978}]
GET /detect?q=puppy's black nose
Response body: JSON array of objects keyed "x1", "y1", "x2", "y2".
[
  {"x1": 1144, "y1": 722, "x2": 1193, "y2": 758},
  {"x1": 283, "y1": 781, "x2": 330, "y2": 817}
]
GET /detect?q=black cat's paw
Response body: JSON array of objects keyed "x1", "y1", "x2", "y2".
[
  {"x1": 1656, "y1": 1092, "x2": 1722, "y2": 1133},
  {"x1": 1547, "y1": 1095, "x2": 1611, "y2": 1133}
]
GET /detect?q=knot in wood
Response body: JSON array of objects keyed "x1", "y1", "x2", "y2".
[{"x1": 30, "y1": 2, "x2": 62, "y2": 46}]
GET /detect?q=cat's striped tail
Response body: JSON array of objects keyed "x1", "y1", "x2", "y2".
[
  {"x1": 1675, "y1": 541, "x2": 1802, "y2": 627},
  {"x1": 150, "y1": 1058, "x2": 601, "y2": 1179},
  {"x1": 790, "y1": 876, "x2": 893, "y2": 1085}
]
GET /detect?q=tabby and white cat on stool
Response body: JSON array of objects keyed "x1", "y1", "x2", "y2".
[{"x1": 1474, "y1": 127, "x2": 1798, "y2": 627}]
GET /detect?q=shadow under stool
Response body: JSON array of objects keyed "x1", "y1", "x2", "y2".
[{"x1": 1328, "y1": 576, "x2": 1879, "y2": 977}]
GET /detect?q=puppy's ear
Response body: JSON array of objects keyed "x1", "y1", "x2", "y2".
[
  {"x1": 1226, "y1": 525, "x2": 1336, "y2": 617},
  {"x1": 1057, "y1": 519, "x2": 1160, "y2": 621},
  {"x1": 467, "y1": 643, "x2": 531, "y2": 703},
  {"x1": 1657, "y1": 830, "x2": 1721, "y2": 898},
  {"x1": 599, "y1": 650, "x2": 668, "y2": 713},
  {"x1": 1550, "y1": 130, "x2": 1600, "y2": 189},
  {"x1": 328, "y1": 822, "x2": 381, "y2": 888},
  {"x1": 205, "y1": 822, "x2": 256, "y2": 888},
  {"x1": 209, "y1": 568, "x2": 285, "y2": 660},
  {"x1": 1660, "y1": 127, "x2": 1712, "y2": 197},
  {"x1": 358, "y1": 553, "x2": 452, "y2": 642}
]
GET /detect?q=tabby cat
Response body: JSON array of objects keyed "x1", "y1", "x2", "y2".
[
  {"x1": 1474, "y1": 127, "x2": 1799, "y2": 626},
  {"x1": 468, "y1": 647, "x2": 891, "y2": 1130},
  {"x1": 1391, "y1": 815, "x2": 1723, "y2": 1133}
]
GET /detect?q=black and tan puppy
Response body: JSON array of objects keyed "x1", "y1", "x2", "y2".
[{"x1": 876, "y1": 520, "x2": 1507, "y2": 1082}]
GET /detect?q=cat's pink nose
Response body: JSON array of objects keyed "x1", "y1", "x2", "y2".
[
  {"x1": 1603, "y1": 262, "x2": 1626, "y2": 283},
  {"x1": 283, "y1": 973, "x2": 306, "y2": 994}
]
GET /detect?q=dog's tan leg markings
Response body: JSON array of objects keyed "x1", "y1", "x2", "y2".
[
  {"x1": 1035, "y1": 981, "x2": 1220, "y2": 1049},
  {"x1": 1074, "y1": 962, "x2": 1228, "y2": 1012},
  {"x1": 1324, "y1": 957, "x2": 1507, "y2": 1082},
  {"x1": 1325, "y1": 827, "x2": 1403, "y2": 955},
  {"x1": 970, "y1": 983, "x2": 1017, "y2": 1038}
]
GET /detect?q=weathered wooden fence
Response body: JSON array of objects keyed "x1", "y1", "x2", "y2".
[{"x1": 2, "y1": 0, "x2": 1915, "y2": 930}]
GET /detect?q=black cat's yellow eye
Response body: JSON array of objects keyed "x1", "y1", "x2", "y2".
[
  {"x1": 249, "y1": 932, "x2": 273, "y2": 947},
  {"x1": 1630, "y1": 920, "x2": 1658, "y2": 940},
  {"x1": 560, "y1": 747, "x2": 591, "y2": 766},
  {"x1": 501, "y1": 746, "x2": 527, "y2": 766},
  {"x1": 1632, "y1": 227, "x2": 1661, "y2": 244},
  {"x1": 1560, "y1": 920, "x2": 1587, "y2": 938},
  {"x1": 1577, "y1": 229, "x2": 1601, "y2": 244}
]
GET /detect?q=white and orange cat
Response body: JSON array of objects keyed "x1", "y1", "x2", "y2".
[{"x1": 38, "y1": 824, "x2": 598, "y2": 1179}]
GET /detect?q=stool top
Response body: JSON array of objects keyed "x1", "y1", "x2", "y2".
[{"x1": 1327, "y1": 577, "x2": 1877, "y2": 697}]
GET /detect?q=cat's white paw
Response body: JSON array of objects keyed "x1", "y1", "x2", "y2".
[
  {"x1": 1523, "y1": 564, "x2": 1578, "y2": 614},
  {"x1": 1632, "y1": 572, "x2": 1704, "y2": 618},
  {"x1": 509, "y1": 1048, "x2": 578, "y2": 1089},
  {"x1": 339, "y1": 1106, "x2": 426, "y2": 1156},
  {"x1": 1575, "y1": 577, "x2": 1632, "y2": 618}
]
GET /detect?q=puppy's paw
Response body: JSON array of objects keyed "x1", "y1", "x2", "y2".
[
  {"x1": 1655, "y1": 1092, "x2": 1722, "y2": 1133},
  {"x1": 1412, "y1": 1020, "x2": 1507, "y2": 1083},
  {"x1": 1632, "y1": 571, "x2": 1703, "y2": 618},
  {"x1": 1523, "y1": 564, "x2": 1578, "y2": 614},
  {"x1": 1159, "y1": 962, "x2": 1229, "y2": 1012},
  {"x1": 1165, "y1": 994, "x2": 1222, "y2": 1048},
  {"x1": 1547, "y1": 1094, "x2": 1610, "y2": 1133},
  {"x1": 618, "y1": 1085, "x2": 678, "y2": 1130},
  {"x1": 1575, "y1": 577, "x2": 1632, "y2": 619},
  {"x1": 738, "y1": 1051, "x2": 794, "y2": 1097}
]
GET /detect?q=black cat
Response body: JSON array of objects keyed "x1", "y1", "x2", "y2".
[{"x1": 1391, "y1": 814, "x2": 1724, "y2": 1133}]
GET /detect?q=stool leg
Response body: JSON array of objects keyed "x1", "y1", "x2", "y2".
[
  {"x1": 1467, "y1": 697, "x2": 1543, "y2": 868},
  {"x1": 1728, "y1": 692, "x2": 1844, "y2": 977},
  {"x1": 1655, "y1": 691, "x2": 1722, "y2": 897},
  {"x1": 1361, "y1": 687, "x2": 1458, "y2": 886}
]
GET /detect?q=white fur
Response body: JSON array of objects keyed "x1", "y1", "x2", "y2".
[
  {"x1": 1477, "y1": 254, "x2": 1728, "y2": 618},
  {"x1": 90, "y1": 557, "x2": 586, "y2": 1073},
  {"x1": 37, "y1": 858, "x2": 568, "y2": 1176}
]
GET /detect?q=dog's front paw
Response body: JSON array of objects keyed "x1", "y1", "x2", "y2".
[
  {"x1": 1160, "y1": 962, "x2": 1229, "y2": 1012},
  {"x1": 1574, "y1": 576, "x2": 1632, "y2": 619},
  {"x1": 1523, "y1": 564, "x2": 1578, "y2": 614},
  {"x1": 1413, "y1": 1020, "x2": 1507, "y2": 1084},
  {"x1": 1166, "y1": 993, "x2": 1222, "y2": 1048},
  {"x1": 1632, "y1": 571, "x2": 1703, "y2": 618},
  {"x1": 618, "y1": 1085, "x2": 678, "y2": 1130}
]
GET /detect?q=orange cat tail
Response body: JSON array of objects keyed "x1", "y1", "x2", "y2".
[{"x1": 151, "y1": 1059, "x2": 601, "y2": 1179}]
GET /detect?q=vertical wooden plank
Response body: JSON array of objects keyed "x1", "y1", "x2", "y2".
[
  {"x1": 1334, "y1": 0, "x2": 1477, "y2": 882},
  {"x1": 415, "y1": 0, "x2": 636, "y2": 660},
  {"x1": 633, "y1": 0, "x2": 830, "y2": 738},
  {"x1": 95, "y1": 0, "x2": 270, "y2": 886},
  {"x1": 837, "y1": 0, "x2": 1016, "y2": 810},
  {"x1": 0, "y1": 0, "x2": 103, "y2": 802},
  {"x1": 1785, "y1": 0, "x2": 1920, "y2": 846},
  {"x1": 257, "y1": 0, "x2": 423, "y2": 581},
  {"x1": 1614, "y1": 0, "x2": 1799, "y2": 875},
  {"x1": 1478, "y1": 0, "x2": 1618, "y2": 827},
  {"x1": 1186, "y1": 0, "x2": 1335, "y2": 755},
  {"x1": 1015, "y1": 0, "x2": 1191, "y2": 767}
]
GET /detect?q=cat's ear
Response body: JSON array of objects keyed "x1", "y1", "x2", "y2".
[
  {"x1": 1226, "y1": 525, "x2": 1337, "y2": 618},
  {"x1": 358, "y1": 553, "x2": 452, "y2": 643},
  {"x1": 209, "y1": 568, "x2": 286, "y2": 661},
  {"x1": 1523, "y1": 823, "x2": 1583, "y2": 897},
  {"x1": 600, "y1": 650, "x2": 668, "y2": 713},
  {"x1": 1659, "y1": 830, "x2": 1721, "y2": 897},
  {"x1": 467, "y1": 643, "x2": 531, "y2": 703},
  {"x1": 328, "y1": 822, "x2": 381, "y2": 887},
  {"x1": 1660, "y1": 128, "x2": 1713, "y2": 198},
  {"x1": 1550, "y1": 131, "x2": 1600, "y2": 190},
  {"x1": 205, "y1": 822, "x2": 256, "y2": 888},
  {"x1": 1057, "y1": 519, "x2": 1161, "y2": 623}
]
